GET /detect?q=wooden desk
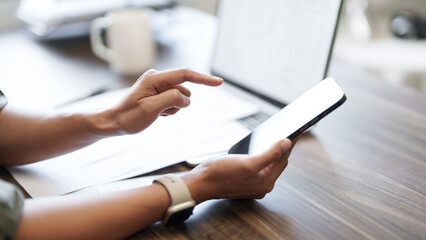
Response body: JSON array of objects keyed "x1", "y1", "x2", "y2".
[{"x1": 1, "y1": 7, "x2": 425, "y2": 240}]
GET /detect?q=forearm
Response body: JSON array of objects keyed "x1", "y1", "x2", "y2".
[
  {"x1": 0, "y1": 106, "x2": 120, "y2": 165},
  {"x1": 15, "y1": 184, "x2": 170, "y2": 240},
  {"x1": 13, "y1": 138, "x2": 294, "y2": 239}
]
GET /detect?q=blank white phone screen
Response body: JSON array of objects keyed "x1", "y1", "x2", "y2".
[
  {"x1": 229, "y1": 78, "x2": 345, "y2": 155},
  {"x1": 212, "y1": 0, "x2": 342, "y2": 104}
]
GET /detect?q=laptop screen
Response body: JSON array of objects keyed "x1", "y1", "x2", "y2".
[{"x1": 211, "y1": 0, "x2": 343, "y2": 106}]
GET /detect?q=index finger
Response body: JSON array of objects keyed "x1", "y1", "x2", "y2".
[{"x1": 151, "y1": 68, "x2": 223, "y2": 88}]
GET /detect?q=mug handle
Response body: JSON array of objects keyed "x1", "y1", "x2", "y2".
[{"x1": 90, "y1": 17, "x2": 112, "y2": 62}]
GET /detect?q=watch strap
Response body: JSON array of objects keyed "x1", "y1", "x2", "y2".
[
  {"x1": 153, "y1": 174, "x2": 196, "y2": 226},
  {"x1": 153, "y1": 175, "x2": 194, "y2": 206}
]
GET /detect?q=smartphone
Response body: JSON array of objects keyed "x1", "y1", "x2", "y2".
[{"x1": 228, "y1": 78, "x2": 346, "y2": 155}]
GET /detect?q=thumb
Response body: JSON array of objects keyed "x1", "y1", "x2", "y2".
[
  {"x1": 250, "y1": 139, "x2": 292, "y2": 171},
  {"x1": 148, "y1": 88, "x2": 191, "y2": 115}
]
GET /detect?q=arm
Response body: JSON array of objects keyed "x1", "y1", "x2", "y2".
[
  {"x1": 16, "y1": 184, "x2": 171, "y2": 240},
  {"x1": 0, "y1": 68, "x2": 223, "y2": 165},
  {"x1": 15, "y1": 139, "x2": 295, "y2": 240}
]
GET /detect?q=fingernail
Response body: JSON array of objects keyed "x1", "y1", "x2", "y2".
[
  {"x1": 280, "y1": 139, "x2": 291, "y2": 151},
  {"x1": 183, "y1": 96, "x2": 191, "y2": 106}
]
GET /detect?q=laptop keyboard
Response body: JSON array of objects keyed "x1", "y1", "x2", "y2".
[{"x1": 237, "y1": 111, "x2": 271, "y2": 131}]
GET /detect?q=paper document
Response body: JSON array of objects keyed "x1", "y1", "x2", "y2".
[{"x1": 8, "y1": 85, "x2": 256, "y2": 197}]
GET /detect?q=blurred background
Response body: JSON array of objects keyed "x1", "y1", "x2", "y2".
[
  {"x1": 0, "y1": 0, "x2": 425, "y2": 93},
  {"x1": 336, "y1": 0, "x2": 426, "y2": 93}
]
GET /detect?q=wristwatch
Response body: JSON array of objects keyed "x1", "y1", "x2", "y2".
[{"x1": 153, "y1": 175, "x2": 196, "y2": 226}]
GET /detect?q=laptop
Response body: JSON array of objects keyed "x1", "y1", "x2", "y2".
[
  {"x1": 214, "y1": 0, "x2": 343, "y2": 127},
  {"x1": 186, "y1": 0, "x2": 344, "y2": 165}
]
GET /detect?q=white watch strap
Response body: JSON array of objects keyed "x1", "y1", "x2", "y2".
[{"x1": 153, "y1": 175, "x2": 194, "y2": 206}]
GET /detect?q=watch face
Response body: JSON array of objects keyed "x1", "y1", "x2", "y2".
[{"x1": 165, "y1": 207, "x2": 194, "y2": 227}]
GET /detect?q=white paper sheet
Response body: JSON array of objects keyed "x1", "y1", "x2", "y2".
[{"x1": 8, "y1": 85, "x2": 256, "y2": 197}]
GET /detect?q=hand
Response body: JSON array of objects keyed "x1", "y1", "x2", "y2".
[
  {"x1": 109, "y1": 68, "x2": 223, "y2": 134},
  {"x1": 182, "y1": 139, "x2": 296, "y2": 203}
]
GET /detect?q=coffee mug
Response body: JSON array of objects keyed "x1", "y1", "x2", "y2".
[{"x1": 90, "y1": 8, "x2": 156, "y2": 76}]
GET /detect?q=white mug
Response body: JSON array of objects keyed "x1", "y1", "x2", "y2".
[{"x1": 90, "y1": 8, "x2": 156, "y2": 76}]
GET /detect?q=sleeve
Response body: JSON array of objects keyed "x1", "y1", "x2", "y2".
[
  {"x1": 0, "y1": 180, "x2": 24, "y2": 240},
  {"x1": 0, "y1": 90, "x2": 7, "y2": 111}
]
